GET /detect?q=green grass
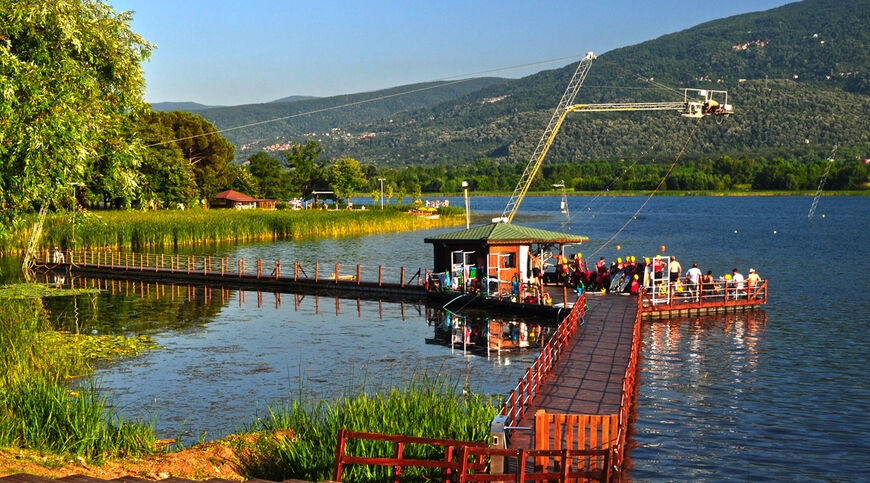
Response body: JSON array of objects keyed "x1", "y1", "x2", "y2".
[
  {"x1": 0, "y1": 298, "x2": 158, "y2": 460},
  {"x1": 236, "y1": 372, "x2": 499, "y2": 482},
  {"x1": 2, "y1": 206, "x2": 464, "y2": 252}
]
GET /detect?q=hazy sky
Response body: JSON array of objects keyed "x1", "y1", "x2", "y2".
[{"x1": 110, "y1": 0, "x2": 794, "y2": 106}]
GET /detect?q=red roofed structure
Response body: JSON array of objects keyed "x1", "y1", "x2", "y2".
[{"x1": 214, "y1": 190, "x2": 276, "y2": 210}]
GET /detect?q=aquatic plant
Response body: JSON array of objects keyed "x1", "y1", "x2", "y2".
[
  {"x1": 237, "y1": 371, "x2": 499, "y2": 482},
  {"x1": 0, "y1": 299, "x2": 158, "y2": 459}
]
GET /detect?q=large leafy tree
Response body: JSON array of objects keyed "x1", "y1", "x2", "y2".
[
  {"x1": 0, "y1": 0, "x2": 153, "y2": 233},
  {"x1": 248, "y1": 152, "x2": 292, "y2": 199},
  {"x1": 146, "y1": 111, "x2": 235, "y2": 203},
  {"x1": 135, "y1": 112, "x2": 198, "y2": 208},
  {"x1": 283, "y1": 141, "x2": 329, "y2": 201},
  {"x1": 328, "y1": 157, "x2": 366, "y2": 208}
]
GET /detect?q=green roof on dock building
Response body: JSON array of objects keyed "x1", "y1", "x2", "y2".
[{"x1": 424, "y1": 223, "x2": 588, "y2": 245}]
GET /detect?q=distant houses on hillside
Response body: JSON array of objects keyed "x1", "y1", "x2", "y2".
[{"x1": 213, "y1": 190, "x2": 276, "y2": 210}]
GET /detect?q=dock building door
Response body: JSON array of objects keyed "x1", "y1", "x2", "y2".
[{"x1": 451, "y1": 251, "x2": 475, "y2": 291}]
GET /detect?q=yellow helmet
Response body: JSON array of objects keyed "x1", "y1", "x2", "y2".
[
  {"x1": 577, "y1": 252, "x2": 582, "y2": 258},
  {"x1": 725, "y1": 274, "x2": 732, "y2": 280},
  {"x1": 633, "y1": 274, "x2": 638, "y2": 280},
  {"x1": 617, "y1": 257, "x2": 622, "y2": 263},
  {"x1": 645, "y1": 257, "x2": 650, "y2": 263}
]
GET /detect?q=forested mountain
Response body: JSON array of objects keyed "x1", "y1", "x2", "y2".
[
  {"x1": 194, "y1": 77, "x2": 508, "y2": 153},
  {"x1": 200, "y1": 0, "x2": 869, "y2": 166}
]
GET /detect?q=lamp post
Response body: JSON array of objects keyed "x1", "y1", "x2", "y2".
[
  {"x1": 462, "y1": 181, "x2": 470, "y2": 229},
  {"x1": 377, "y1": 178, "x2": 385, "y2": 209}
]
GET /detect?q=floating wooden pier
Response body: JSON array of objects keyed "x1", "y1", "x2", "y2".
[{"x1": 30, "y1": 249, "x2": 767, "y2": 481}]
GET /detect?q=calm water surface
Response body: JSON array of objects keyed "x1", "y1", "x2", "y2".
[{"x1": 7, "y1": 195, "x2": 870, "y2": 480}]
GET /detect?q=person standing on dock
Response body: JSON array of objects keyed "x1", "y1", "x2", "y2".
[
  {"x1": 746, "y1": 268, "x2": 761, "y2": 298},
  {"x1": 669, "y1": 256, "x2": 682, "y2": 283},
  {"x1": 732, "y1": 268, "x2": 745, "y2": 298},
  {"x1": 686, "y1": 263, "x2": 702, "y2": 300}
]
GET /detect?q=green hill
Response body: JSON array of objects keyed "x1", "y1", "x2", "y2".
[{"x1": 206, "y1": 0, "x2": 870, "y2": 165}]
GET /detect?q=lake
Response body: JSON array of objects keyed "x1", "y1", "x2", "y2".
[{"x1": 7, "y1": 195, "x2": 870, "y2": 480}]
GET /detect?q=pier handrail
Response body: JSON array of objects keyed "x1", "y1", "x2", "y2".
[
  {"x1": 40, "y1": 249, "x2": 428, "y2": 289},
  {"x1": 498, "y1": 292, "x2": 587, "y2": 432},
  {"x1": 641, "y1": 278, "x2": 767, "y2": 313}
]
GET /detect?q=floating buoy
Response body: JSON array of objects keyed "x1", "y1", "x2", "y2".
[
  {"x1": 616, "y1": 245, "x2": 621, "y2": 250},
  {"x1": 773, "y1": 230, "x2": 777, "y2": 234},
  {"x1": 660, "y1": 245, "x2": 666, "y2": 252},
  {"x1": 734, "y1": 230, "x2": 738, "y2": 233},
  {"x1": 822, "y1": 214, "x2": 826, "y2": 218}
]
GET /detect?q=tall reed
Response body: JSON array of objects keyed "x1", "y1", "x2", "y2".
[
  {"x1": 237, "y1": 371, "x2": 499, "y2": 482},
  {"x1": 0, "y1": 299, "x2": 157, "y2": 459},
  {"x1": 2, "y1": 207, "x2": 463, "y2": 252}
]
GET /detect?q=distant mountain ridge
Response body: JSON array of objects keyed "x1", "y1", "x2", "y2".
[
  {"x1": 150, "y1": 101, "x2": 216, "y2": 112},
  {"x1": 177, "y1": 0, "x2": 869, "y2": 165}
]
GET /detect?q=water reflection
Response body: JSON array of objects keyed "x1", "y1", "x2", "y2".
[
  {"x1": 40, "y1": 274, "x2": 553, "y2": 444},
  {"x1": 426, "y1": 309, "x2": 553, "y2": 359},
  {"x1": 631, "y1": 310, "x2": 768, "y2": 481}
]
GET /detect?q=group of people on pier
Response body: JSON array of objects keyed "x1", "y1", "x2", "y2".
[{"x1": 532, "y1": 252, "x2": 763, "y2": 301}]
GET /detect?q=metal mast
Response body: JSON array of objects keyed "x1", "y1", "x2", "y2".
[{"x1": 500, "y1": 52, "x2": 597, "y2": 224}]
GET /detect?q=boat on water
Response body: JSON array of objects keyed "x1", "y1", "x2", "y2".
[{"x1": 409, "y1": 206, "x2": 440, "y2": 219}]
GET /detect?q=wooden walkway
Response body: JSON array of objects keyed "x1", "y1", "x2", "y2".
[{"x1": 507, "y1": 293, "x2": 638, "y2": 451}]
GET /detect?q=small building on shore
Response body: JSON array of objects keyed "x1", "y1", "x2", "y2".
[
  {"x1": 424, "y1": 223, "x2": 588, "y2": 295},
  {"x1": 214, "y1": 190, "x2": 276, "y2": 210}
]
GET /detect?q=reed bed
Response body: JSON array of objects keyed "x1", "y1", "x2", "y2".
[
  {"x1": 3, "y1": 207, "x2": 463, "y2": 252},
  {"x1": 0, "y1": 299, "x2": 158, "y2": 459},
  {"x1": 237, "y1": 372, "x2": 499, "y2": 482}
]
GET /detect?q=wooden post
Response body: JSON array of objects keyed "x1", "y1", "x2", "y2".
[
  {"x1": 378, "y1": 265, "x2": 383, "y2": 287},
  {"x1": 400, "y1": 267, "x2": 405, "y2": 287},
  {"x1": 335, "y1": 263, "x2": 339, "y2": 284},
  {"x1": 238, "y1": 259, "x2": 242, "y2": 277},
  {"x1": 356, "y1": 264, "x2": 361, "y2": 285},
  {"x1": 294, "y1": 261, "x2": 299, "y2": 281},
  {"x1": 563, "y1": 286, "x2": 568, "y2": 307},
  {"x1": 315, "y1": 262, "x2": 319, "y2": 283},
  {"x1": 125, "y1": 253, "x2": 128, "y2": 270},
  {"x1": 204, "y1": 256, "x2": 207, "y2": 276},
  {"x1": 257, "y1": 259, "x2": 261, "y2": 278}
]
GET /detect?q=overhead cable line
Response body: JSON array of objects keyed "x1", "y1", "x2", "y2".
[{"x1": 588, "y1": 116, "x2": 703, "y2": 258}]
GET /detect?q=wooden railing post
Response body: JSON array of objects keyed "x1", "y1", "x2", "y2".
[
  {"x1": 378, "y1": 265, "x2": 383, "y2": 287},
  {"x1": 315, "y1": 262, "x2": 319, "y2": 282},
  {"x1": 400, "y1": 267, "x2": 405, "y2": 287},
  {"x1": 335, "y1": 263, "x2": 340, "y2": 284},
  {"x1": 356, "y1": 264, "x2": 361, "y2": 285}
]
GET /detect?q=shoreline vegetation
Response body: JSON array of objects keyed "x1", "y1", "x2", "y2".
[
  {"x1": 2, "y1": 205, "x2": 463, "y2": 254},
  {"x1": 0, "y1": 297, "x2": 497, "y2": 480}
]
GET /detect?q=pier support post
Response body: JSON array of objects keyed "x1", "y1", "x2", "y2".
[
  {"x1": 401, "y1": 267, "x2": 405, "y2": 287},
  {"x1": 335, "y1": 263, "x2": 339, "y2": 284},
  {"x1": 315, "y1": 262, "x2": 319, "y2": 282},
  {"x1": 356, "y1": 264, "x2": 361, "y2": 285},
  {"x1": 378, "y1": 265, "x2": 383, "y2": 287}
]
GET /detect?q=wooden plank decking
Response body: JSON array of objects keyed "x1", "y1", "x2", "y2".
[{"x1": 507, "y1": 293, "x2": 637, "y2": 451}]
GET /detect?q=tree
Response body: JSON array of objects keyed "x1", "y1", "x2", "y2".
[
  {"x1": 147, "y1": 111, "x2": 235, "y2": 203},
  {"x1": 0, "y1": 0, "x2": 153, "y2": 233},
  {"x1": 135, "y1": 113, "x2": 197, "y2": 208},
  {"x1": 283, "y1": 141, "x2": 329, "y2": 201},
  {"x1": 248, "y1": 152, "x2": 292, "y2": 199},
  {"x1": 328, "y1": 158, "x2": 367, "y2": 208},
  {"x1": 226, "y1": 164, "x2": 260, "y2": 197}
]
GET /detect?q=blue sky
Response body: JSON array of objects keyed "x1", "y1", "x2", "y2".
[{"x1": 111, "y1": 0, "x2": 794, "y2": 106}]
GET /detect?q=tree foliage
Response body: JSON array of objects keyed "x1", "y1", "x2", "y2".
[
  {"x1": 327, "y1": 158, "x2": 366, "y2": 207},
  {"x1": 0, "y1": 0, "x2": 153, "y2": 232}
]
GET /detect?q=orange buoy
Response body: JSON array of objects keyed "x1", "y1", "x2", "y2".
[
  {"x1": 660, "y1": 245, "x2": 666, "y2": 252},
  {"x1": 616, "y1": 245, "x2": 621, "y2": 250}
]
